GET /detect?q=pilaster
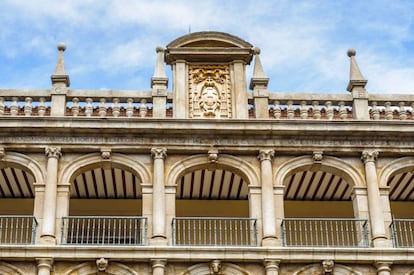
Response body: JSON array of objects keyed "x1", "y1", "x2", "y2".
[
  {"x1": 172, "y1": 60, "x2": 187, "y2": 118},
  {"x1": 55, "y1": 182, "x2": 71, "y2": 244},
  {"x1": 232, "y1": 60, "x2": 249, "y2": 118}
]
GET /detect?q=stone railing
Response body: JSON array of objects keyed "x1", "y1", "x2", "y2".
[{"x1": 1, "y1": 89, "x2": 413, "y2": 120}]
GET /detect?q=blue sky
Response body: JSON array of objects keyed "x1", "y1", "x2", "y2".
[{"x1": 0, "y1": 0, "x2": 414, "y2": 94}]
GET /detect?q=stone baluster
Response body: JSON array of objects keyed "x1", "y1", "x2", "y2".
[
  {"x1": 151, "y1": 259, "x2": 167, "y2": 275},
  {"x1": 151, "y1": 148, "x2": 167, "y2": 244},
  {"x1": 112, "y1": 98, "x2": 120, "y2": 117},
  {"x1": 371, "y1": 101, "x2": 380, "y2": 120},
  {"x1": 264, "y1": 259, "x2": 280, "y2": 275},
  {"x1": 287, "y1": 101, "x2": 294, "y2": 119},
  {"x1": 339, "y1": 101, "x2": 347, "y2": 120},
  {"x1": 0, "y1": 97, "x2": 4, "y2": 115},
  {"x1": 24, "y1": 97, "x2": 33, "y2": 116},
  {"x1": 140, "y1": 99, "x2": 148, "y2": 118},
  {"x1": 85, "y1": 98, "x2": 93, "y2": 117},
  {"x1": 325, "y1": 101, "x2": 333, "y2": 120},
  {"x1": 10, "y1": 97, "x2": 18, "y2": 116},
  {"x1": 361, "y1": 150, "x2": 388, "y2": 247},
  {"x1": 41, "y1": 147, "x2": 61, "y2": 244},
  {"x1": 38, "y1": 97, "x2": 46, "y2": 116},
  {"x1": 98, "y1": 98, "x2": 107, "y2": 117},
  {"x1": 37, "y1": 258, "x2": 53, "y2": 275},
  {"x1": 273, "y1": 100, "x2": 281, "y2": 119},
  {"x1": 312, "y1": 101, "x2": 321, "y2": 119},
  {"x1": 126, "y1": 98, "x2": 134, "y2": 118},
  {"x1": 398, "y1": 102, "x2": 407, "y2": 120},
  {"x1": 258, "y1": 149, "x2": 277, "y2": 246},
  {"x1": 384, "y1": 102, "x2": 393, "y2": 120},
  {"x1": 71, "y1": 98, "x2": 79, "y2": 117},
  {"x1": 300, "y1": 101, "x2": 308, "y2": 119}
]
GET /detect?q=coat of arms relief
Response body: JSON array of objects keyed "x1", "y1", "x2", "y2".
[{"x1": 189, "y1": 65, "x2": 231, "y2": 118}]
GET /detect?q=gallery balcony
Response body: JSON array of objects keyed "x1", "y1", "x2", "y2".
[
  {"x1": 0, "y1": 215, "x2": 37, "y2": 245},
  {"x1": 171, "y1": 217, "x2": 258, "y2": 247},
  {"x1": 390, "y1": 219, "x2": 414, "y2": 248},
  {"x1": 60, "y1": 216, "x2": 147, "y2": 245},
  {"x1": 281, "y1": 218, "x2": 369, "y2": 248}
]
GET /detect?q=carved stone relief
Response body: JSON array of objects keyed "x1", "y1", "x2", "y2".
[{"x1": 189, "y1": 65, "x2": 231, "y2": 118}]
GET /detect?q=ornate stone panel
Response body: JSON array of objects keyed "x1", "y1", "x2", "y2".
[{"x1": 189, "y1": 65, "x2": 231, "y2": 118}]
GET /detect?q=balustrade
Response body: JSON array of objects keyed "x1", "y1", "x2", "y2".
[
  {"x1": 0, "y1": 215, "x2": 37, "y2": 244},
  {"x1": 390, "y1": 219, "x2": 414, "y2": 247}
]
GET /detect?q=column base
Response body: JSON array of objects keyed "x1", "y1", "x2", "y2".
[
  {"x1": 261, "y1": 235, "x2": 279, "y2": 247},
  {"x1": 40, "y1": 234, "x2": 56, "y2": 245},
  {"x1": 150, "y1": 235, "x2": 168, "y2": 246},
  {"x1": 372, "y1": 237, "x2": 393, "y2": 248}
]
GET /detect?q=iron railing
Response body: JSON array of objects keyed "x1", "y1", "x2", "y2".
[
  {"x1": 390, "y1": 219, "x2": 414, "y2": 248},
  {"x1": 172, "y1": 217, "x2": 257, "y2": 246},
  {"x1": 0, "y1": 215, "x2": 37, "y2": 244},
  {"x1": 281, "y1": 218, "x2": 369, "y2": 247},
  {"x1": 61, "y1": 216, "x2": 147, "y2": 245}
]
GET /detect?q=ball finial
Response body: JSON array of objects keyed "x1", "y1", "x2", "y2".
[
  {"x1": 347, "y1": 48, "x2": 356, "y2": 57},
  {"x1": 57, "y1": 42, "x2": 66, "y2": 51},
  {"x1": 253, "y1": 47, "x2": 261, "y2": 55},
  {"x1": 156, "y1": 46, "x2": 165, "y2": 53}
]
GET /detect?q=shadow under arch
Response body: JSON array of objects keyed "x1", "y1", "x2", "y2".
[
  {"x1": 180, "y1": 262, "x2": 250, "y2": 275},
  {"x1": 274, "y1": 155, "x2": 364, "y2": 189},
  {"x1": 0, "y1": 261, "x2": 26, "y2": 275},
  {"x1": 1, "y1": 151, "x2": 44, "y2": 184},
  {"x1": 378, "y1": 156, "x2": 414, "y2": 188},
  {"x1": 59, "y1": 152, "x2": 151, "y2": 185},
  {"x1": 63, "y1": 262, "x2": 138, "y2": 275},
  {"x1": 166, "y1": 154, "x2": 259, "y2": 188}
]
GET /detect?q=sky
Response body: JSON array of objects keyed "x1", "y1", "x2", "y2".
[{"x1": 0, "y1": 0, "x2": 414, "y2": 94}]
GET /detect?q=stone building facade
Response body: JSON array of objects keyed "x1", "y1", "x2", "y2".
[{"x1": 0, "y1": 31, "x2": 413, "y2": 274}]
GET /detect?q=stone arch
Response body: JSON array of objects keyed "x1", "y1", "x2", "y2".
[
  {"x1": 63, "y1": 262, "x2": 138, "y2": 275},
  {"x1": 59, "y1": 153, "x2": 151, "y2": 185},
  {"x1": 405, "y1": 267, "x2": 414, "y2": 275},
  {"x1": 378, "y1": 157, "x2": 414, "y2": 188},
  {"x1": 293, "y1": 263, "x2": 362, "y2": 275},
  {"x1": 0, "y1": 261, "x2": 25, "y2": 275},
  {"x1": 1, "y1": 151, "x2": 44, "y2": 184},
  {"x1": 166, "y1": 154, "x2": 259, "y2": 187},
  {"x1": 274, "y1": 155, "x2": 364, "y2": 188},
  {"x1": 180, "y1": 262, "x2": 250, "y2": 275}
]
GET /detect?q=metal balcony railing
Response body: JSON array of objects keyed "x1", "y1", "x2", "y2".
[
  {"x1": 172, "y1": 217, "x2": 257, "y2": 246},
  {"x1": 61, "y1": 216, "x2": 147, "y2": 245},
  {"x1": 281, "y1": 218, "x2": 369, "y2": 247},
  {"x1": 390, "y1": 219, "x2": 414, "y2": 248},
  {"x1": 0, "y1": 215, "x2": 37, "y2": 244}
]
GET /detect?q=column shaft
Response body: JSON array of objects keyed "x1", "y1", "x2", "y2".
[
  {"x1": 152, "y1": 259, "x2": 167, "y2": 275},
  {"x1": 41, "y1": 147, "x2": 61, "y2": 242},
  {"x1": 37, "y1": 258, "x2": 53, "y2": 275},
  {"x1": 151, "y1": 148, "x2": 167, "y2": 242}
]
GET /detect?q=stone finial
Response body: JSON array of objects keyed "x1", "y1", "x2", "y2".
[
  {"x1": 151, "y1": 46, "x2": 168, "y2": 88},
  {"x1": 96, "y1": 258, "x2": 108, "y2": 272},
  {"x1": 346, "y1": 48, "x2": 367, "y2": 91},
  {"x1": 249, "y1": 47, "x2": 269, "y2": 90},
  {"x1": 51, "y1": 42, "x2": 70, "y2": 87}
]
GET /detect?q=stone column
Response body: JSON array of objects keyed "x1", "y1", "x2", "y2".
[
  {"x1": 232, "y1": 60, "x2": 249, "y2": 119},
  {"x1": 151, "y1": 147, "x2": 167, "y2": 244},
  {"x1": 172, "y1": 60, "x2": 187, "y2": 118},
  {"x1": 36, "y1": 258, "x2": 53, "y2": 275},
  {"x1": 375, "y1": 261, "x2": 392, "y2": 275},
  {"x1": 258, "y1": 149, "x2": 277, "y2": 246},
  {"x1": 264, "y1": 259, "x2": 280, "y2": 275},
  {"x1": 55, "y1": 182, "x2": 71, "y2": 244},
  {"x1": 151, "y1": 259, "x2": 167, "y2": 275},
  {"x1": 41, "y1": 147, "x2": 61, "y2": 244},
  {"x1": 274, "y1": 185, "x2": 285, "y2": 244},
  {"x1": 361, "y1": 150, "x2": 388, "y2": 247}
]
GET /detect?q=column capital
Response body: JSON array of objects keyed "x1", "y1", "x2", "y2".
[
  {"x1": 151, "y1": 258, "x2": 167, "y2": 268},
  {"x1": 36, "y1": 257, "x2": 53, "y2": 269},
  {"x1": 375, "y1": 261, "x2": 392, "y2": 272},
  {"x1": 361, "y1": 150, "x2": 378, "y2": 164},
  {"x1": 151, "y1": 147, "x2": 167, "y2": 160},
  {"x1": 258, "y1": 149, "x2": 274, "y2": 162},
  {"x1": 264, "y1": 259, "x2": 280, "y2": 271},
  {"x1": 45, "y1": 146, "x2": 62, "y2": 159}
]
